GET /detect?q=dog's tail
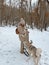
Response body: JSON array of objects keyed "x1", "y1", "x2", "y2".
[{"x1": 36, "y1": 48, "x2": 42, "y2": 57}]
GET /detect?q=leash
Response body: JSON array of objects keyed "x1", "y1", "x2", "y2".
[{"x1": 24, "y1": 48, "x2": 29, "y2": 57}]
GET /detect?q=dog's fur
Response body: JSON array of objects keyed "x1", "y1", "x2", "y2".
[{"x1": 24, "y1": 41, "x2": 42, "y2": 65}]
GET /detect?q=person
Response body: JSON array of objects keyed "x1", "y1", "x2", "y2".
[{"x1": 16, "y1": 18, "x2": 29, "y2": 54}]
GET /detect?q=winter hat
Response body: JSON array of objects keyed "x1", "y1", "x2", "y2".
[{"x1": 18, "y1": 18, "x2": 25, "y2": 26}]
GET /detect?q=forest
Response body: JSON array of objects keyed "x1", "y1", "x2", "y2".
[{"x1": 0, "y1": 0, "x2": 49, "y2": 31}]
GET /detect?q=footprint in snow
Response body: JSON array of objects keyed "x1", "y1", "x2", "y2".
[
  {"x1": 0, "y1": 49, "x2": 2, "y2": 50},
  {"x1": 0, "y1": 41, "x2": 2, "y2": 44},
  {"x1": 6, "y1": 61, "x2": 10, "y2": 64},
  {"x1": 44, "y1": 63, "x2": 49, "y2": 65},
  {"x1": 44, "y1": 51, "x2": 48, "y2": 56}
]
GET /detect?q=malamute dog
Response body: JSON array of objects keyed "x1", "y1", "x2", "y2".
[{"x1": 24, "y1": 41, "x2": 42, "y2": 65}]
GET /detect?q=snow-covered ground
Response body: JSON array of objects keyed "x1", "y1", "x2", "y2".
[{"x1": 0, "y1": 26, "x2": 49, "y2": 65}]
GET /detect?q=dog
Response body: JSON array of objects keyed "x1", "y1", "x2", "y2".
[{"x1": 23, "y1": 41, "x2": 42, "y2": 65}]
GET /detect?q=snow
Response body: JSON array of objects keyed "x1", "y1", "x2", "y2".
[{"x1": 0, "y1": 26, "x2": 49, "y2": 65}]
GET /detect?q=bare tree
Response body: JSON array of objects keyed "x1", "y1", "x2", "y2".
[
  {"x1": 38, "y1": 0, "x2": 46, "y2": 31},
  {"x1": 29, "y1": 0, "x2": 33, "y2": 28},
  {"x1": 0, "y1": 0, "x2": 4, "y2": 26}
]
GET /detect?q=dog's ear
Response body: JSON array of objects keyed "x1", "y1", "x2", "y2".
[{"x1": 15, "y1": 28, "x2": 19, "y2": 34}]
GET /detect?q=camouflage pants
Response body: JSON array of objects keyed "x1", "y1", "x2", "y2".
[{"x1": 20, "y1": 41, "x2": 24, "y2": 54}]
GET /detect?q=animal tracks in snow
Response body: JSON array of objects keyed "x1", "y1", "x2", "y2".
[{"x1": 40, "y1": 50, "x2": 49, "y2": 65}]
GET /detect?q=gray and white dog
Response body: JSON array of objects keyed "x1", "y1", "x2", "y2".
[{"x1": 23, "y1": 41, "x2": 42, "y2": 65}]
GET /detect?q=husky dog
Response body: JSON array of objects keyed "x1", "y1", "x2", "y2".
[{"x1": 24, "y1": 41, "x2": 42, "y2": 65}]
